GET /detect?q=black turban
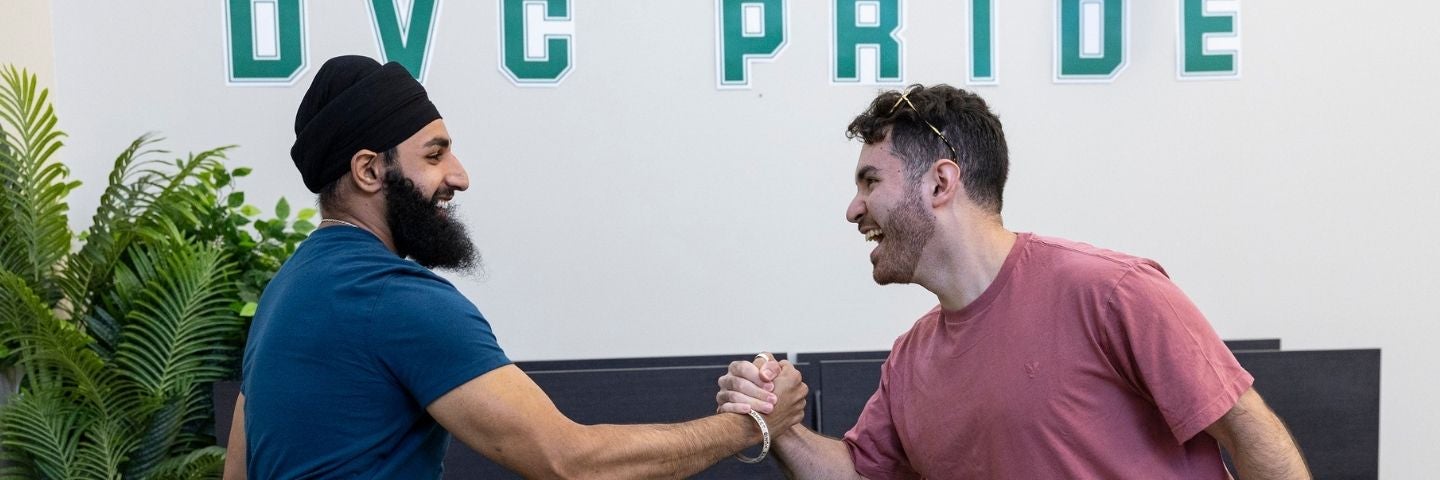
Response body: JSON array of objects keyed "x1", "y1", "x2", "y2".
[{"x1": 291, "y1": 55, "x2": 442, "y2": 193}]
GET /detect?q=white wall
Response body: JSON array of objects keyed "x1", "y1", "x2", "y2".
[
  {"x1": 24, "y1": 0, "x2": 1440, "y2": 475},
  {"x1": 0, "y1": 0, "x2": 55, "y2": 91}
]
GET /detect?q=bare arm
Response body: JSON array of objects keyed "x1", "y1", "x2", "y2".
[
  {"x1": 222, "y1": 393, "x2": 246, "y2": 480},
  {"x1": 428, "y1": 363, "x2": 807, "y2": 479},
  {"x1": 767, "y1": 425, "x2": 867, "y2": 480},
  {"x1": 1204, "y1": 387, "x2": 1310, "y2": 479},
  {"x1": 716, "y1": 357, "x2": 867, "y2": 480}
]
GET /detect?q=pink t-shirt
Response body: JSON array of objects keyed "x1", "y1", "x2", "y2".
[{"x1": 843, "y1": 233, "x2": 1253, "y2": 479}]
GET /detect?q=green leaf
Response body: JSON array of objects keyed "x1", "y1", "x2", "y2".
[
  {"x1": 296, "y1": 207, "x2": 316, "y2": 221},
  {"x1": 292, "y1": 220, "x2": 315, "y2": 235},
  {"x1": 275, "y1": 197, "x2": 290, "y2": 220},
  {"x1": 240, "y1": 302, "x2": 258, "y2": 317},
  {"x1": 239, "y1": 205, "x2": 260, "y2": 217},
  {"x1": 226, "y1": 192, "x2": 244, "y2": 208},
  {"x1": 232, "y1": 167, "x2": 252, "y2": 177}
]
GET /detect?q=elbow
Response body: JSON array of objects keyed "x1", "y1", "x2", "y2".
[
  {"x1": 530, "y1": 426, "x2": 603, "y2": 480},
  {"x1": 535, "y1": 451, "x2": 598, "y2": 480}
]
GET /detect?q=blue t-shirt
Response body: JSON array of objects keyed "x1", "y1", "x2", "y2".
[{"x1": 241, "y1": 226, "x2": 510, "y2": 479}]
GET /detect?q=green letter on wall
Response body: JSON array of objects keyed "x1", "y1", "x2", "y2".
[
  {"x1": 369, "y1": 0, "x2": 440, "y2": 81},
  {"x1": 226, "y1": 0, "x2": 306, "y2": 84},
  {"x1": 500, "y1": 0, "x2": 574, "y2": 86},
  {"x1": 969, "y1": 0, "x2": 995, "y2": 84},
  {"x1": 1056, "y1": 0, "x2": 1126, "y2": 82},
  {"x1": 717, "y1": 0, "x2": 787, "y2": 88},
  {"x1": 1179, "y1": 0, "x2": 1238, "y2": 78},
  {"x1": 834, "y1": 0, "x2": 903, "y2": 84}
]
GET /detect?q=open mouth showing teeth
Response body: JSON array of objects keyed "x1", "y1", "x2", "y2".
[
  {"x1": 865, "y1": 230, "x2": 884, "y2": 242},
  {"x1": 435, "y1": 199, "x2": 450, "y2": 209}
]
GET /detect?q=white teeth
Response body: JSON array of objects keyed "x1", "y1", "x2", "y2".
[{"x1": 865, "y1": 230, "x2": 884, "y2": 242}]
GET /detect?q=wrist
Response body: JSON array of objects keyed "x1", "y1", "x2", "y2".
[
  {"x1": 771, "y1": 423, "x2": 810, "y2": 452},
  {"x1": 733, "y1": 411, "x2": 771, "y2": 463}
]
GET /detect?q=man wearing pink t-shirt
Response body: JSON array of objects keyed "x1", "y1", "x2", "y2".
[{"x1": 716, "y1": 85, "x2": 1309, "y2": 479}]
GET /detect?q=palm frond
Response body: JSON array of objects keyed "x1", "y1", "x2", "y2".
[
  {"x1": 147, "y1": 445, "x2": 225, "y2": 480},
  {"x1": 0, "y1": 271, "x2": 115, "y2": 417},
  {"x1": 113, "y1": 234, "x2": 239, "y2": 399},
  {"x1": 61, "y1": 134, "x2": 165, "y2": 340},
  {"x1": 125, "y1": 381, "x2": 201, "y2": 478},
  {"x1": 0, "y1": 389, "x2": 87, "y2": 479},
  {"x1": 0, "y1": 65, "x2": 76, "y2": 307},
  {"x1": 63, "y1": 142, "x2": 233, "y2": 359},
  {"x1": 71, "y1": 416, "x2": 133, "y2": 480}
]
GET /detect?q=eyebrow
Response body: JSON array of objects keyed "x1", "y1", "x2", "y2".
[
  {"x1": 855, "y1": 165, "x2": 878, "y2": 183},
  {"x1": 423, "y1": 137, "x2": 451, "y2": 149}
]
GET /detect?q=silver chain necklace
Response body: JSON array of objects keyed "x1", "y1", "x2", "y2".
[{"x1": 319, "y1": 218, "x2": 362, "y2": 229}]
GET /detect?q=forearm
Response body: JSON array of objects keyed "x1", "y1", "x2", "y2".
[
  {"x1": 1212, "y1": 389, "x2": 1310, "y2": 479},
  {"x1": 222, "y1": 395, "x2": 246, "y2": 480},
  {"x1": 559, "y1": 413, "x2": 759, "y2": 479},
  {"x1": 771, "y1": 425, "x2": 865, "y2": 480},
  {"x1": 1226, "y1": 411, "x2": 1309, "y2": 479}
]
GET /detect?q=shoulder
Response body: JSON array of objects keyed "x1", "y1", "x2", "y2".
[
  {"x1": 370, "y1": 264, "x2": 471, "y2": 316},
  {"x1": 1023, "y1": 234, "x2": 1169, "y2": 295}
]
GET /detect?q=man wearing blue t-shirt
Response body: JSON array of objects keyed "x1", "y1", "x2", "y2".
[{"x1": 221, "y1": 55, "x2": 807, "y2": 479}]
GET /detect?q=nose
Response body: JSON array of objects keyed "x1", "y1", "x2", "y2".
[
  {"x1": 846, "y1": 193, "x2": 865, "y2": 224},
  {"x1": 446, "y1": 153, "x2": 469, "y2": 192}
]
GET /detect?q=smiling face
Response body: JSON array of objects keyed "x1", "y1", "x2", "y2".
[
  {"x1": 381, "y1": 119, "x2": 478, "y2": 271},
  {"x1": 846, "y1": 139, "x2": 937, "y2": 285}
]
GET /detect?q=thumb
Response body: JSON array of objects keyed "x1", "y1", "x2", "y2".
[{"x1": 754, "y1": 353, "x2": 780, "y2": 382}]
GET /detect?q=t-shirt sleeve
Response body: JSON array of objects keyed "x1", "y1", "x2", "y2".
[
  {"x1": 368, "y1": 271, "x2": 512, "y2": 408},
  {"x1": 1103, "y1": 262, "x2": 1254, "y2": 444},
  {"x1": 843, "y1": 359, "x2": 922, "y2": 480}
]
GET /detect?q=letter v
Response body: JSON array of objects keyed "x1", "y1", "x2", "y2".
[{"x1": 369, "y1": 0, "x2": 441, "y2": 81}]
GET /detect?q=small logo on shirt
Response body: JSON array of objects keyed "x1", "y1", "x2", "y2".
[{"x1": 1024, "y1": 361, "x2": 1041, "y2": 379}]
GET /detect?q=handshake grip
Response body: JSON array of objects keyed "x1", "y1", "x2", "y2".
[{"x1": 716, "y1": 353, "x2": 809, "y2": 445}]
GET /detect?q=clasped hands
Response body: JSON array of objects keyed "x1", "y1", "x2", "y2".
[{"x1": 715, "y1": 353, "x2": 809, "y2": 442}]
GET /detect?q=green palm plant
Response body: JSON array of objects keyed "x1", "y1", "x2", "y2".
[{"x1": 0, "y1": 65, "x2": 266, "y2": 478}]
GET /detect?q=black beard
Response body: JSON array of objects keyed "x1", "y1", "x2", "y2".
[
  {"x1": 383, "y1": 168, "x2": 479, "y2": 272},
  {"x1": 873, "y1": 185, "x2": 935, "y2": 285}
]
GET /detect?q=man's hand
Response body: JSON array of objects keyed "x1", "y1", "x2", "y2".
[
  {"x1": 717, "y1": 353, "x2": 806, "y2": 436},
  {"x1": 716, "y1": 353, "x2": 781, "y2": 414},
  {"x1": 761, "y1": 355, "x2": 808, "y2": 437},
  {"x1": 717, "y1": 354, "x2": 866, "y2": 479}
]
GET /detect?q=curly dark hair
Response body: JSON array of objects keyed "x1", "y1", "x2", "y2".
[{"x1": 846, "y1": 84, "x2": 1009, "y2": 214}]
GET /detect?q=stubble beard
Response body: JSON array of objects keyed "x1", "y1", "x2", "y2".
[{"x1": 873, "y1": 185, "x2": 935, "y2": 285}]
